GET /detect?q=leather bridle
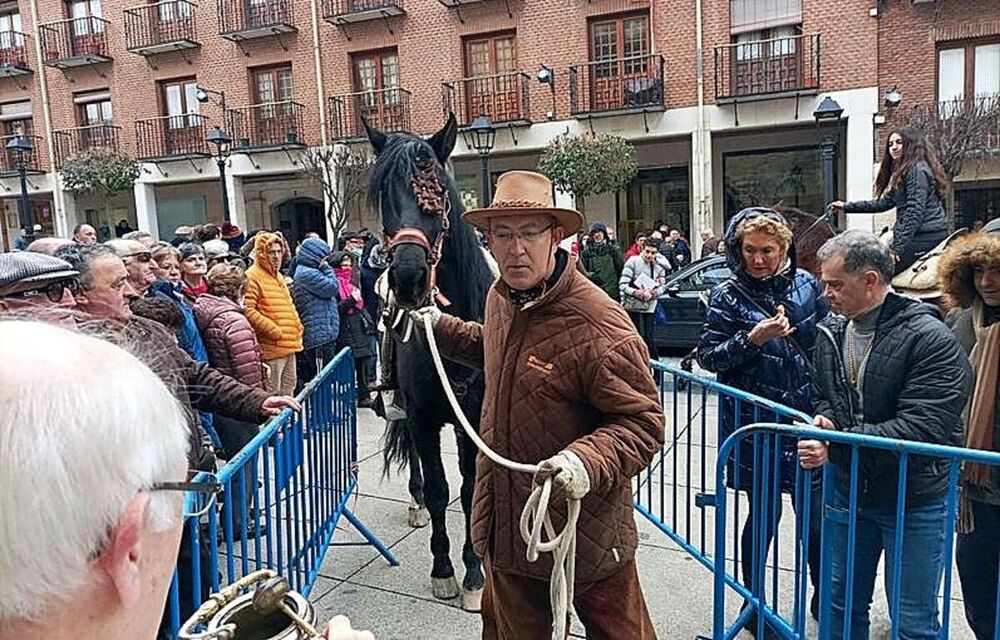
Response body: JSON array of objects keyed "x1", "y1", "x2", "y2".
[{"x1": 384, "y1": 162, "x2": 452, "y2": 308}]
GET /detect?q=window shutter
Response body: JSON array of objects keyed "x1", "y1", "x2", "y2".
[{"x1": 730, "y1": 0, "x2": 802, "y2": 34}]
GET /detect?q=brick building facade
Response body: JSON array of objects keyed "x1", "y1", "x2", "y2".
[{"x1": 0, "y1": 0, "x2": 893, "y2": 250}]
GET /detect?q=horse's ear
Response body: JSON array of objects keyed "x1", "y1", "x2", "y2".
[
  {"x1": 427, "y1": 112, "x2": 457, "y2": 165},
  {"x1": 361, "y1": 115, "x2": 387, "y2": 155}
]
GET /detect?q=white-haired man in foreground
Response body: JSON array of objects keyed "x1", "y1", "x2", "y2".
[{"x1": 0, "y1": 321, "x2": 372, "y2": 640}]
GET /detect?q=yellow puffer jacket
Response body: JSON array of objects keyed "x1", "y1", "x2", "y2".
[{"x1": 244, "y1": 232, "x2": 303, "y2": 360}]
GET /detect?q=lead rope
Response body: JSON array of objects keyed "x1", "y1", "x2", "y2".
[{"x1": 416, "y1": 313, "x2": 581, "y2": 640}]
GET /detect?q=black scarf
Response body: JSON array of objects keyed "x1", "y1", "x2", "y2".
[{"x1": 509, "y1": 250, "x2": 568, "y2": 308}]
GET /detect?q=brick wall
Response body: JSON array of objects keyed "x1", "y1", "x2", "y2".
[{"x1": 0, "y1": 0, "x2": 884, "y2": 163}]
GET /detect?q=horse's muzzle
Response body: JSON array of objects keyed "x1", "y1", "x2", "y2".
[{"x1": 388, "y1": 244, "x2": 431, "y2": 310}]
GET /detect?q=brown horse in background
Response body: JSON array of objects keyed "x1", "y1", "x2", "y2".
[{"x1": 772, "y1": 204, "x2": 837, "y2": 276}]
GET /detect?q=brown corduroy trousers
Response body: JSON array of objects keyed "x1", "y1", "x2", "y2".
[{"x1": 480, "y1": 556, "x2": 657, "y2": 639}]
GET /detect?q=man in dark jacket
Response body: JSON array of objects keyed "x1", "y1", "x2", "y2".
[
  {"x1": 579, "y1": 221, "x2": 623, "y2": 300},
  {"x1": 798, "y1": 230, "x2": 972, "y2": 639}
]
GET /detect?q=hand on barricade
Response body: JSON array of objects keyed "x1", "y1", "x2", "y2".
[
  {"x1": 410, "y1": 305, "x2": 442, "y2": 329},
  {"x1": 324, "y1": 614, "x2": 375, "y2": 640},
  {"x1": 797, "y1": 415, "x2": 833, "y2": 469},
  {"x1": 533, "y1": 451, "x2": 591, "y2": 500},
  {"x1": 748, "y1": 304, "x2": 795, "y2": 345},
  {"x1": 261, "y1": 395, "x2": 302, "y2": 417}
]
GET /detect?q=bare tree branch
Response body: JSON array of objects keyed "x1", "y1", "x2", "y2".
[
  {"x1": 904, "y1": 94, "x2": 1000, "y2": 182},
  {"x1": 300, "y1": 145, "x2": 375, "y2": 237}
]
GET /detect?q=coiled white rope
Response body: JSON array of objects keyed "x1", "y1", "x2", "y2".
[{"x1": 415, "y1": 314, "x2": 581, "y2": 640}]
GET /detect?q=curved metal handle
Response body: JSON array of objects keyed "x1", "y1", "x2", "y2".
[{"x1": 177, "y1": 569, "x2": 279, "y2": 640}]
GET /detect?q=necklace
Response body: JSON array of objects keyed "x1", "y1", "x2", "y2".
[{"x1": 845, "y1": 321, "x2": 875, "y2": 387}]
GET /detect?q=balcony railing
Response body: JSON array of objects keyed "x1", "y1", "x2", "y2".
[
  {"x1": 330, "y1": 87, "x2": 411, "y2": 140},
  {"x1": 136, "y1": 114, "x2": 212, "y2": 160},
  {"x1": 323, "y1": 0, "x2": 404, "y2": 24},
  {"x1": 924, "y1": 95, "x2": 1000, "y2": 152},
  {"x1": 714, "y1": 33, "x2": 820, "y2": 101},
  {"x1": 52, "y1": 124, "x2": 121, "y2": 168},
  {"x1": 39, "y1": 17, "x2": 112, "y2": 68},
  {"x1": 0, "y1": 31, "x2": 31, "y2": 76},
  {"x1": 442, "y1": 71, "x2": 531, "y2": 127},
  {"x1": 569, "y1": 54, "x2": 665, "y2": 116},
  {"x1": 227, "y1": 101, "x2": 305, "y2": 149},
  {"x1": 0, "y1": 134, "x2": 44, "y2": 176},
  {"x1": 218, "y1": 0, "x2": 296, "y2": 39},
  {"x1": 124, "y1": 1, "x2": 200, "y2": 55}
]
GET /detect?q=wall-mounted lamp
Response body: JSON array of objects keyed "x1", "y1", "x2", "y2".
[
  {"x1": 884, "y1": 86, "x2": 902, "y2": 109},
  {"x1": 537, "y1": 64, "x2": 556, "y2": 119}
]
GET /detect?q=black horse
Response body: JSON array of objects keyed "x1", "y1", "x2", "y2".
[{"x1": 364, "y1": 114, "x2": 494, "y2": 610}]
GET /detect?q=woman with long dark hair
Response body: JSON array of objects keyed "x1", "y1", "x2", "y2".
[{"x1": 831, "y1": 126, "x2": 950, "y2": 273}]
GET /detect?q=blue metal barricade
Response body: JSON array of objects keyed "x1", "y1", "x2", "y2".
[
  {"x1": 708, "y1": 422, "x2": 1000, "y2": 640},
  {"x1": 165, "y1": 348, "x2": 397, "y2": 638}
]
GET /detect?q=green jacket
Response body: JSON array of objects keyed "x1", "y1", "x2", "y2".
[{"x1": 580, "y1": 241, "x2": 624, "y2": 300}]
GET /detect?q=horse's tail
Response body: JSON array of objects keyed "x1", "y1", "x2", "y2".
[{"x1": 381, "y1": 418, "x2": 413, "y2": 479}]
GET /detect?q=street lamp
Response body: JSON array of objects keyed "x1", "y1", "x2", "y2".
[
  {"x1": 206, "y1": 126, "x2": 233, "y2": 222},
  {"x1": 6, "y1": 134, "x2": 33, "y2": 244},
  {"x1": 813, "y1": 96, "x2": 843, "y2": 229},
  {"x1": 462, "y1": 114, "x2": 496, "y2": 207}
]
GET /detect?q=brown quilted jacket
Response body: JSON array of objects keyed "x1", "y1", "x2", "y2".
[
  {"x1": 435, "y1": 253, "x2": 664, "y2": 583},
  {"x1": 194, "y1": 294, "x2": 267, "y2": 390}
]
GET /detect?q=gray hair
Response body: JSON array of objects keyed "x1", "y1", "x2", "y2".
[
  {"x1": 105, "y1": 239, "x2": 146, "y2": 258},
  {"x1": 55, "y1": 243, "x2": 119, "y2": 289},
  {"x1": 816, "y1": 229, "x2": 895, "y2": 284},
  {"x1": 0, "y1": 321, "x2": 188, "y2": 621},
  {"x1": 121, "y1": 230, "x2": 153, "y2": 242}
]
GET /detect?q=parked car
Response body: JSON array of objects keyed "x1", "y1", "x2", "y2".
[{"x1": 652, "y1": 255, "x2": 731, "y2": 352}]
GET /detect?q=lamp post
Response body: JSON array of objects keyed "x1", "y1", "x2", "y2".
[
  {"x1": 813, "y1": 96, "x2": 843, "y2": 228},
  {"x1": 206, "y1": 126, "x2": 233, "y2": 222},
  {"x1": 462, "y1": 115, "x2": 496, "y2": 207},
  {"x1": 6, "y1": 135, "x2": 33, "y2": 244}
]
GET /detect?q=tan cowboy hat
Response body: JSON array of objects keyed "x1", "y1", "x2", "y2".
[{"x1": 462, "y1": 170, "x2": 584, "y2": 235}]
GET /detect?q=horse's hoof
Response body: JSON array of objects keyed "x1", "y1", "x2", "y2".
[
  {"x1": 462, "y1": 587, "x2": 483, "y2": 612},
  {"x1": 407, "y1": 506, "x2": 430, "y2": 528},
  {"x1": 431, "y1": 576, "x2": 460, "y2": 600}
]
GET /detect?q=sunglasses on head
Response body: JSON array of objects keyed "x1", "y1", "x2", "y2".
[{"x1": 1, "y1": 277, "x2": 80, "y2": 303}]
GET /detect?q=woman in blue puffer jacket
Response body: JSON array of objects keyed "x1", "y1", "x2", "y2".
[
  {"x1": 697, "y1": 207, "x2": 829, "y2": 632},
  {"x1": 292, "y1": 237, "x2": 340, "y2": 388}
]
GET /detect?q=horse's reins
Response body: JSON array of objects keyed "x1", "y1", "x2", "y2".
[{"x1": 387, "y1": 162, "x2": 580, "y2": 639}]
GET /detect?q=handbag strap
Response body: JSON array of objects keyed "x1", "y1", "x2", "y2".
[{"x1": 729, "y1": 279, "x2": 812, "y2": 364}]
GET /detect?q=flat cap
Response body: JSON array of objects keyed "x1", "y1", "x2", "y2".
[{"x1": 0, "y1": 252, "x2": 78, "y2": 289}]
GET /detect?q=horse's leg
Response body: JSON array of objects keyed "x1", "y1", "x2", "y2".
[
  {"x1": 412, "y1": 417, "x2": 458, "y2": 599},
  {"x1": 455, "y1": 427, "x2": 484, "y2": 611},
  {"x1": 407, "y1": 444, "x2": 430, "y2": 528}
]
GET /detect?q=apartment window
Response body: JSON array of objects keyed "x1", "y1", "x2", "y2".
[
  {"x1": 253, "y1": 64, "x2": 292, "y2": 104},
  {"x1": 938, "y1": 41, "x2": 1000, "y2": 107},
  {"x1": 158, "y1": 0, "x2": 193, "y2": 22},
  {"x1": 590, "y1": 14, "x2": 649, "y2": 77},
  {"x1": 160, "y1": 78, "x2": 199, "y2": 128},
  {"x1": 69, "y1": 0, "x2": 104, "y2": 33},
  {"x1": 0, "y1": 100, "x2": 31, "y2": 137},
  {"x1": 76, "y1": 90, "x2": 112, "y2": 126},
  {"x1": 0, "y1": 5, "x2": 23, "y2": 51},
  {"x1": 462, "y1": 32, "x2": 518, "y2": 122},
  {"x1": 351, "y1": 49, "x2": 402, "y2": 131},
  {"x1": 730, "y1": 0, "x2": 801, "y2": 34}
]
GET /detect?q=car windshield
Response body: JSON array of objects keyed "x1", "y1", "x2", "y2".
[{"x1": 676, "y1": 261, "x2": 731, "y2": 291}]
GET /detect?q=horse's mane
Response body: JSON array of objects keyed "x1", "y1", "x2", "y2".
[{"x1": 368, "y1": 133, "x2": 493, "y2": 320}]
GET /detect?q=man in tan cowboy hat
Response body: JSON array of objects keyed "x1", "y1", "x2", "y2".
[{"x1": 413, "y1": 170, "x2": 664, "y2": 638}]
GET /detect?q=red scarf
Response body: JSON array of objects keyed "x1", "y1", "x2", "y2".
[{"x1": 181, "y1": 280, "x2": 208, "y2": 300}]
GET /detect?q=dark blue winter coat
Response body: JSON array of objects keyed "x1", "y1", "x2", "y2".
[
  {"x1": 696, "y1": 208, "x2": 829, "y2": 492},
  {"x1": 292, "y1": 238, "x2": 340, "y2": 350}
]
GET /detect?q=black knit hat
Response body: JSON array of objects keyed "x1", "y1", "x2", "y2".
[{"x1": 0, "y1": 252, "x2": 78, "y2": 289}]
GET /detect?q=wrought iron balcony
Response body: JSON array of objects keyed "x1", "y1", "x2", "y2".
[
  {"x1": 218, "y1": 0, "x2": 296, "y2": 40},
  {"x1": 0, "y1": 134, "x2": 44, "y2": 176},
  {"x1": 330, "y1": 87, "x2": 411, "y2": 141},
  {"x1": 323, "y1": 0, "x2": 404, "y2": 24},
  {"x1": 39, "y1": 17, "x2": 112, "y2": 68},
  {"x1": 0, "y1": 31, "x2": 31, "y2": 77},
  {"x1": 437, "y1": 0, "x2": 489, "y2": 5},
  {"x1": 52, "y1": 124, "x2": 121, "y2": 168},
  {"x1": 442, "y1": 71, "x2": 531, "y2": 127},
  {"x1": 136, "y1": 114, "x2": 212, "y2": 160},
  {"x1": 569, "y1": 53, "x2": 665, "y2": 117},
  {"x1": 227, "y1": 100, "x2": 306, "y2": 150},
  {"x1": 124, "y1": 1, "x2": 200, "y2": 56},
  {"x1": 714, "y1": 33, "x2": 820, "y2": 102}
]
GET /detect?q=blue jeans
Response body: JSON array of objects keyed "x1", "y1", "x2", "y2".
[{"x1": 828, "y1": 491, "x2": 948, "y2": 639}]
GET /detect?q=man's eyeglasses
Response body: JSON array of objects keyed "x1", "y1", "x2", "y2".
[
  {"x1": 0, "y1": 277, "x2": 80, "y2": 303},
  {"x1": 124, "y1": 252, "x2": 152, "y2": 263},
  {"x1": 152, "y1": 477, "x2": 223, "y2": 518},
  {"x1": 490, "y1": 225, "x2": 553, "y2": 246}
]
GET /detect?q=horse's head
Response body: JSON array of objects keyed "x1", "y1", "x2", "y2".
[{"x1": 365, "y1": 114, "x2": 458, "y2": 309}]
